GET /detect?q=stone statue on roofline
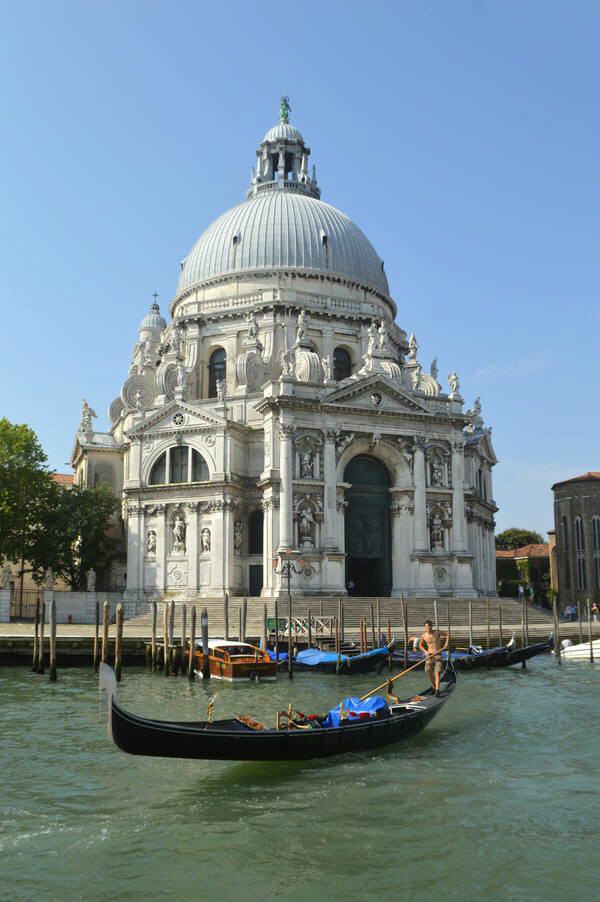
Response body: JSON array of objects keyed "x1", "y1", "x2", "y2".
[
  {"x1": 80, "y1": 399, "x2": 97, "y2": 433},
  {"x1": 448, "y1": 372, "x2": 461, "y2": 399},
  {"x1": 280, "y1": 96, "x2": 291, "y2": 123}
]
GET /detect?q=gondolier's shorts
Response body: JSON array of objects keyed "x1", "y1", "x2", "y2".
[{"x1": 425, "y1": 654, "x2": 443, "y2": 674}]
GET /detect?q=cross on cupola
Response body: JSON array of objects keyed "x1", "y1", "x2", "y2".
[{"x1": 248, "y1": 98, "x2": 321, "y2": 200}]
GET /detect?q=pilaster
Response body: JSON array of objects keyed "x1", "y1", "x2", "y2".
[{"x1": 413, "y1": 437, "x2": 428, "y2": 551}]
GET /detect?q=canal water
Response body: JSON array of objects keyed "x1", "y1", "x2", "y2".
[{"x1": 1, "y1": 658, "x2": 598, "y2": 901}]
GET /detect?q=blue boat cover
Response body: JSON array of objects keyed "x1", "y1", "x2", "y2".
[
  {"x1": 322, "y1": 695, "x2": 389, "y2": 728},
  {"x1": 267, "y1": 650, "x2": 288, "y2": 662},
  {"x1": 295, "y1": 645, "x2": 389, "y2": 667}
]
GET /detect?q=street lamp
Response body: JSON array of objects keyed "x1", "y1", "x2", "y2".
[{"x1": 272, "y1": 552, "x2": 305, "y2": 679}]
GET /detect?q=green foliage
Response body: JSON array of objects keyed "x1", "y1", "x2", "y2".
[
  {"x1": 0, "y1": 418, "x2": 55, "y2": 566},
  {"x1": 29, "y1": 484, "x2": 119, "y2": 589},
  {"x1": 498, "y1": 578, "x2": 521, "y2": 598},
  {"x1": 516, "y1": 558, "x2": 532, "y2": 583},
  {"x1": 495, "y1": 528, "x2": 545, "y2": 550}
]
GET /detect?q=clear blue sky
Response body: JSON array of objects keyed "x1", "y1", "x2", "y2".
[{"x1": 1, "y1": 1, "x2": 598, "y2": 536}]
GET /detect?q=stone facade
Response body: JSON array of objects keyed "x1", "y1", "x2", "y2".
[
  {"x1": 71, "y1": 106, "x2": 498, "y2": 603},
  {"x1": 552, "y1": 472, "x2": 600, "y2": 605}
]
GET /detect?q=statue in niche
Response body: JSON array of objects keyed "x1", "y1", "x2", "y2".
[
  {"x1": 367, "y1": 321, "x2": 378, "y2": 356},
  {"x1": 80, "y1": 399, "x2": 97, "y2": 432},
  {"x1": 176, "y1": 363, "x2": 187, "y2": 391},
  {"x1": 44, "y1": 566, "x2": 54, "y2": 590},
  {"x1": 233, "y1": 521, "x2": 243, "y2": 553},
  {"x1": 216, "y1": 379, "x2": 225, "y2": 401},
  {"x1": 322, "y1": 355, "x2": 332, "y2": 382},
  {"x1": 247, "y1": 311, "x2": 259, "y2": 341},
  {"x1": 201, "y1": 528, "x2": 211, "y2": 553},
  {"x1": 143, "y1": 340, "x2": 154, "y2": 366},
  {"x1": 147, "y1": 530, "x2": 157, "y2": 555},
  {"x1": 300, "y1": 450, "x2": 314, "y2": 479},
  {"x1": 448, "y1": 372, "x2": 460, "y2": 396},
  {"x1": 430, "y1": 513, "x2": 444, "y2": 551},
  {"x1": 408, "y1": 334, "x2": 419, "y2": 361},
  {"x1": 281, "y1": 348, "x2": 296, "y2": 377},
  {"x1": 431, "y1": 459, "x2": 444, "y2": 487},
  {"x1": 299, "y1": 507, "x2": 315, "y2": 545},
  {"x1": 296, "y1": 309, "x2": 306, "y2": 344},
  {"x1": 335, "y1": 431, "x2": 355, "y2": 456},
  {"x1": 86, "y1": 568, "x2": 96, "y2": 592},
  {"x1": 430, "y1": 357, "x2": 438, "y2": 381},
  {"x1": 378, "y1": 320, "x2": 387, "y2": 353},
  {"x1": 172, "y1": 515, "x2": 186, "y2": 553}
]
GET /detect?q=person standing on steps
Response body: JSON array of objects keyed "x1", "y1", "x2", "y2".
[{"x1": 418, "y1": 619, "x2": 449, "y2": 697}]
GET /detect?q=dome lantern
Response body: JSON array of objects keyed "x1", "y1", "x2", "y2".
[{"x1": 248, "y1": 97, "x2": 320, "y2": 200}]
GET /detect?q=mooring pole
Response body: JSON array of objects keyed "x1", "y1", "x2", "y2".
[
  {"x1": 307, "y1": 607, "x2": 312, "y2": 649},
  {"x1": 263, "y1": 603, "x2": 268, "y2": 651},
  {"x1": 274, "y1": 598, "x2": 279, "y2": 663},
  {"x1": 32, "y1": 597, "x2": 40, "y2": 672},
  {"x1": 93, "y1": 598, "x2": 100, "y2": 672},
  {"x1": 223, "y1": 592, "x2": 229, "y2": 640},
  {"x1": 163, "y1": 603, "x2": 169, "y2": 675},
  {"x1": 151, "y1": 601, "x2": 157, "y2": 671},
  {"x1": 37, "y1": 599, "x2": 46, "y2": 673},
  {"x1": 201, "y1": 606, "x2": 210, "y2": 679},
  {"x1": 402, "y1": 596, "x2": 409, "y2": 668},
  {"x1": 370, "y1": 603, "x2": 376, "y2": 650},
  {"x1": 577, "y1": 600, "x2": 583, "y2": 646},
  {"x1": 553, "y1": 597, "x2": 561, "y2": 665},
  {"x1": 188, "y1": 605, "x2": 196, "y2": 680},
  {"x1": 238, "y1": 607, "x2": 243, "y2": 643},
  {"x1": 287, "y1": 566, "x2": 293, "y2": 679},
  {"x1": 242, "y1": 597, "x2": 247, "y2": 643},
  {"x1": 588, "y1": 599, "x2": 594, "y2": 663},
  {"x1": 433, "y1": 598, "x2": 439, "y2": 631},
  {"x1": 101, "y1": 599, "x2": 109, "y2": 665},
  {"x1": 498, "y1": 602, "x2": 504, "y2": 646},
  {"x1": 115, "y1": 603, "x2": 123, "y2": 682},
  {"x1": 486, "y1": 599, "x2": 491, "y2": 650},
  {"x1": 377, "y1": 597, "x2": 381, "y2": 645},
  {"x1": 468, "y1": 600, "x2": 473, "y2": 649},
  {"x1": 49, "y1": 599, "x2": 57, "y2": 682},
  {"x1": 180, "y1": 603, "x2": 187, "y2": 676}
]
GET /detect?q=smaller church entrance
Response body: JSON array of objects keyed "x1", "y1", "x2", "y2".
[
  {"x1": 249, "y1": 564, "x2": 263, "y2": 597},
  {"x1": 344, "y1": 455, "x2": 392, "y2": 597}
]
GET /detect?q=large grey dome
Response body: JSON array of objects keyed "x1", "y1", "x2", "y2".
[{"x1": 176, "y1": 191, "x2": 390, "y2": 298}]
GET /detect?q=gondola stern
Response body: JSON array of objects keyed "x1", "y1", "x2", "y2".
[{"x1": 99, "y1": 663, "x2": 117, "y2": 743}]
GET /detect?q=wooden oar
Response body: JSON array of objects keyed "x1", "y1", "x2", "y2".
[{"x1": 360, "y1": 650, "x2": 444, "y2": 701}]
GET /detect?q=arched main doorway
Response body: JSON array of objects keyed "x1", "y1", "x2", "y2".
[{"x1": 344, "y1": 455, "x2": 392, "y2": 596}]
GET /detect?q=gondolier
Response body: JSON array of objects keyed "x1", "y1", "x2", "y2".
[{"x1": 419, "y1": 620, "x2": 449, "y2": 696}]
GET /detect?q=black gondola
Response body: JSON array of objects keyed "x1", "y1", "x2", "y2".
[
  {"x1": 393, "y1": 632, "x2": 552, "y2": 671},
  {"x1": 507, "y1": 634, "x2": 553, "y2": 665},
  {"x1": 99, "y1": 663, "x2": 456, "y2": 761}
]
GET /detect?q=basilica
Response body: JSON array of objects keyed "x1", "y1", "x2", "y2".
[{"x1": 71, "y1": 100, "x2": 498, "y2": 605}]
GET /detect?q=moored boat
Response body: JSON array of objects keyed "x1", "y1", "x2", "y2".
[
  {"x1": 553, "y1": 638, "x2": 600, "y2": 661},
  {"x1": 99, "y1": 662, "x2": 456, "y2": 761},
  {"x1": 269, "y1": 640, "x2": 395, "y2": 674},
  {"x1": 393, "y1": 636, "x2": 516, "y2": 671},
  {"x1": 189, "y1": 640, "x2": 277, "y2": 681}
]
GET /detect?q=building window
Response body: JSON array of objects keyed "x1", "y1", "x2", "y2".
[
  {"x1": 248, "y1": 509, "x2": 264, "y2": 555},
  {"x1": 333, "y1": 347, "x2": 352, "y2": 381},
  {"x1": 574, "y1": 515, "x2": 586, "y2": 590},
  {"x1": 148, "y1": 447, "x2": 210, "y2": 486},
  {"x1": 561, "y1": 515, "x2": 571, "y2": 590},
  {"x1": 593, "y1": 516, "x2": 600, "y2": 589},
  {"x1": 208, "y1": 348, "x2": 226, "y2": 398}
]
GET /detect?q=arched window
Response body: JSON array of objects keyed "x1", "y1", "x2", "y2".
[
  {"x1": 561, "y1": 515, "x2": 571, "y2": 590},
  {"x1": 148, "y1": 447, "x2": 209, "y2": 485},
  {"x1": 248, "y1": 509, "x2": 264, "y2": 555},
  {"x1": 333, "y1": 347, "x2": 352, "y2": 382},
  {"x1": 592, "y1": 516, "x2": 600, "y2": 589},
  {"x1": 208, "y1": 348, "x2": 226, "y2": 398},
  {"x1": 574, "y1": 515, "x2": 586, "y2": 590}
]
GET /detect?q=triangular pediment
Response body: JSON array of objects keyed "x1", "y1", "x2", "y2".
[
  {"x1": 323, "y1": 374, "x2": 431, "y2": 414},
  {"x1": 466, "y1": 427, "x2": 497, "y2": 465},
  {"x1": 127, "y1": 400, "x2": 225, "y2": 437}
]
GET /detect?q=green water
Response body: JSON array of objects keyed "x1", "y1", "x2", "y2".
[{"x1": 1, "y1": 659, "x2": 599, "y2": 902}]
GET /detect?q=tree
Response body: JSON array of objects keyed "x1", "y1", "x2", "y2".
[
  {"x1": 29, "y1": 484, "x2": 119, "y2": 589},
  {"x1": 495, "y1": 528, "x2": 545, "y2": 550},
  {"x1": 0, "y1": 418, "x2": 55, "y2": 568}
]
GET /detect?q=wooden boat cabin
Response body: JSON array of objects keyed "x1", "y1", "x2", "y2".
[{"x1": 190, "y1": 640, "x2": 278, "y2": 682}]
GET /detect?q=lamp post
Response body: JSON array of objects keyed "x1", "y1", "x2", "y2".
[{"x1": 273, "y1": 553, "x2": 305, "y2": 679}]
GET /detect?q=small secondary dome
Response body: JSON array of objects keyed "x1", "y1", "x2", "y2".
[{"x1": 140, "y1": 301, "x2": 166, "y2": 332}]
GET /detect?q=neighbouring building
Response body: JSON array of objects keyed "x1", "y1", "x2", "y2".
[
  {"x1": 496, "y1": 543, "x2": 550, "y2": 604},
  {"x1": 551, "y1": 472, "x2": 600, "y2": 606},
  {"x1": 71, "y1": 101, "x2": 498, "y2": 607}
]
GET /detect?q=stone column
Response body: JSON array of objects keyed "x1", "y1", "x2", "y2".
[
  {"x1": 391, "y1": 496, "x2": 413, "y2": 595},
  {"x1": 451, "y1": 439, "x2": 467, "y2": 552},
  {"x1": 323, "y1": 431, "x2": 338, "y2": 550},
  {"x1": 125, "y1": 505, "x2": 141, "y2": 595},
  {"x1": 157, "y1": 506, "x2": 168, "y2": 593},
  {"x1": 188, "y1": 503, "x2": 199, "y2": 593},
  {"x1": 278, "y1": 423, "x2": 294, "y2": 550},
  {"x1": 413, "y1": 437, "x2": 428, "y2": 551}
]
